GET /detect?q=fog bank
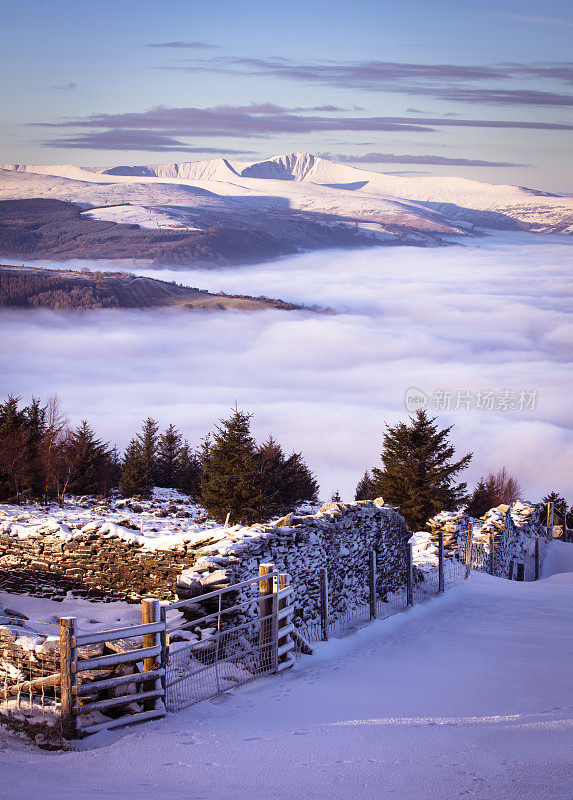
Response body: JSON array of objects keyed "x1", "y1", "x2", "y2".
[{"x1": 1, "y1": 235, "x2": 571, "y2": 500}]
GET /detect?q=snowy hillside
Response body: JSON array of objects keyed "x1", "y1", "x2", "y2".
[{"x1": 1, "y1": 153, "x2": 571, "y2": 265}]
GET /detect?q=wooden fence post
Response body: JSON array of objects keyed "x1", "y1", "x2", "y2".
[
  {"x1": 368, "y1": 551, "x2": 377, "y2": 620},
  {"x1": 259, "y1": 563, "x2": 275, "y2": 671},
  {"x1": 489, "y1": 533, "x2": 495, "y2": 575},
  {"x1": 319, "y1": 567, "x2": 329, "y2": 641},
  {"x1": 276, "y1": 573, "x2": 295, "y2": 670},
  {"x1": 547, "y1": 501, "x2": 554, "y2": 538},
  {"x1": 406, "y1": 540, "x2": 414, "y2": 607},
  {"x1": 465, "y1": 521, "x2": 473, "y2": 580},
  {"x1": 534, "y1": 535, "x2": 540, "y2": 581},
  {"x1": 438, "y1": 529, "x2": 445, "y2": 593},
  {"x1": 141, "y1": 599, "x2": 162, "y2": 712},
  {"x1": 159, "y1": 604, "x2": 168, "y2": 702},
  {"x1": 59, "y1": 616, "x2": 78, "y2": 738}
]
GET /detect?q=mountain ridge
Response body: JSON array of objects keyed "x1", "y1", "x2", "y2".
[{"x1": 1, "y1": 152, "x2": 571, "y2": 265}]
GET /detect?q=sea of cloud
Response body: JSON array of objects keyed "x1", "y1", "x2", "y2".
[{"x1": 1, "y1": 233, "x2": 571, "y2": 501}]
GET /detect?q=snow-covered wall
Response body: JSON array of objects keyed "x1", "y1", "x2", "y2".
[
  {"x1": 181, "y1": 499, "x2": 410, "y2": 627},
  {"x1": 0, "y1": 500, "x2": 410, "y2": 623},
  {"x1": 427, "y1": 500, "x2": 546, "y2": 579}
]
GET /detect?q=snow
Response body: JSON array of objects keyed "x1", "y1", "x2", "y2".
[
  {"x1": 80, "y1": 204, "x2": 203, "y2": 230},
  {"x1": 0, "y1": 488, "x2": 223, "y2": 552},
  {"x1": 1, "y1": 541, "x2": 571, "y2": 799},
  {"x1": 2, "y1": 151, "x2": 571, "y2": 238}
]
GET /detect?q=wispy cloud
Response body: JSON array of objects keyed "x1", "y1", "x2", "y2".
[
  {"x1": 165, "y1": 57, "x2": 573, "y2": 107},
  {"x1": 52, "y1": 82, "x2": 77, "y2": 91},
  {"x1": 320, "y1": 152, "x2": 527, "y2": 168},
  {"x1": 37, "y1": 128, "x2": 254, "y2": 153},
  {"x1": 145, "y1": 40, "x2": 218, "y2": 49},
  {"x1": 494, "y1": 14, "x2": 573, "y2": 29},
  {"x1": 29, "y1": 102, "x2": 573, "y2": 153}
]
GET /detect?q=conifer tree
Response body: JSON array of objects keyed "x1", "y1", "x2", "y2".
[
  {"x1": 120, "y1": 438, "x2": 151, "y2": 497},
  {"x1": 136, "y1": 417, "x2": 159, "y2": 488},
  {"x1": 370, "y1": 410, "x2": 472, "y2": 531},
  {"x1": 542, "y1": 491, "x2": 572, "y2": 528},
  {"x1": 156, "y1": 424, "x2": 182, "y2": 488},
  {"x1": 0, "y1": 396, "x2": 33, "y2": 502},
  {"x1": 257, "y1": 436, "x2": 288, "y2": 518},
  {"x1": 199, "y1": 409, "x2": 261, "y2": 525},
  {"x1": 177, "y1": 440, "x2": 202, "y2": 498},
  {"x1": 355, "y1": 470, "x2": 377, "y2": 501},
  {"x1": 281, "y1": 452, "x2": 319, "y2": 509},
  {"x1": 66, "y1": 420, "x2": 110, "y2": 496},
  {"x1": 466, "y1": 478, "x2": 490, "y2": 518},
  {"x1": 331, "y1": 489, "x2": 342, "y2": 502}
]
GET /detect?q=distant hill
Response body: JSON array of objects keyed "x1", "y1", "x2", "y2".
[
  {"x1": 0, "y1": 264, "x2": 307, "y2": 312},
  {"x1": 1, "y1": 152, "x2": 571, "y2": 267}
]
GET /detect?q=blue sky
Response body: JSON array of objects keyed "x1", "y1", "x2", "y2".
[{"x1": 1, "y1": 0, "x2": 572, "y2": 191}]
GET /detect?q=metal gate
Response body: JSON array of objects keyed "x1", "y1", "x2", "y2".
[{"x1": 163, "y1": 567, "x2": 295, "y2": 711}]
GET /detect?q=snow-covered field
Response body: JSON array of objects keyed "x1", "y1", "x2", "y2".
[{"x1": 1, "y1": 541, "x2": 571, "y2": 800}]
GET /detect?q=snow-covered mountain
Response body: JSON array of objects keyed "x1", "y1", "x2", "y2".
[{"x1": 1, "y1": 152, "x2": 571, "y2": 265}]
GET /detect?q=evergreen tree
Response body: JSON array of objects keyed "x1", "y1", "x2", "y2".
[
  {"x1": 120, "y1": 438, "x2": 151, "y2": 497},
  {"x1": 177, "y1": 440, "x2": 202, "y2": 498},
  {"x1": 370, "y1": 410, "x2": 472, "y2": 531},
  {"x1": 257, "y1": 435, "x2": 288, "y2": 518},
  {"x1": 0, "y1": 396, "x2": 33, "y2": 502},
  {"x1": 156, "y1": 424, "x2": 182, "y2": 487},
  {"x1": 355, "y1": 470, "x2": 377, "y2": 501},
  {"x1": 136, "y1": 417, "x2": 159, "y2": 488},
  {"x1": 331, "y1": 489, "x2": 342, "y2": 502},
  {"x1": 199, "y1": 409, "x2": 261, "y2": 525},
  {"x1": 466, "y1": 478, "x2": 490, "y2": 518},
  {"x1": 281, "y1": 452, "x2": 319, "y2": 508},
  {"x1": 66, "y1": 420, "x2": 110, "y2": 496}
]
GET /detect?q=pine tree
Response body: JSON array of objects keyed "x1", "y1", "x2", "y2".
[
  {"x1": 466, "y1": 478, "x2": 490, "y2": 518},
  {"x1": 199, "y1": 409, "x2": 261, "y2": 525},
  {"x1": 136, "y1": 417, "x2": 159, "y2": 488},
  {"x1": 0, "y1": 396, "x2": 33, "y2": 502},
  {"x1": 257, "y1": 435, "x2": 288, "y2": 518},
  {"x1": 156, "y1": 424, "x2": 182, "y2": 488},
  {"x1": 120, "y1": 438, "x2": 151, "y2": 497},
  {"x1": 331, "y1": 489, "x2": 342, "y2": 502},
  {"x1": 371, "y1": 410, "x2": 472, "y2": 531},
  {"x1": 66, "y1": 420, "x2": 110, "y2": 496},
  {"x1": 355, "y1": 470, "x2": 377, "y2": 501},
  {"x1": 177, "y1": 440, "x2": 202, "y2": 498},
  {"x1": 281, "y1": 452, "x2": 319, "y2": 508}
]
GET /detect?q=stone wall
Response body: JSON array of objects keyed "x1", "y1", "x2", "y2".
[
  {"x1": 427, "y1": 500, "x2": 545, "y2": 579},
  {"x1": 184, "y1": 499, "x2": 410, "y2": 627},
  {"x1": 0, "y1": 500, "x2": 410, "y2": 624}
]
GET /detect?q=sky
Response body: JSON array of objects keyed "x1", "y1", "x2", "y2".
[{"x1": 1, "y1": 0, "x2": 572, "y2": 192}]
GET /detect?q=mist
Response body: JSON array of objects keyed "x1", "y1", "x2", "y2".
[{"x1": 1, "y1": 233, "x2": 571, "y2": 501}]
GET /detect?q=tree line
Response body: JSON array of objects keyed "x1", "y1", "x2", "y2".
[
  {"x1": 0, "y1": 396, "x2": 318, "y2": 525},
  {"x1": 1, "y1": 397, "x2": 568, "y2": 531},
  {"x1": 352, "y1": 410, "x2": 571, "y2": 531}
]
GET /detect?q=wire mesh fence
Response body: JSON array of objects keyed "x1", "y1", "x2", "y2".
[
  {"x1": 0, "y1": 615, "x2": 64, "y2": 737},
  {"x1": 165, "y1": 616, "x2": 276, "y2": 711},
  {"x1": 163, "y1": 571, "x2": 287, "y2": 712},
  {"x1": 294, "y1": 544, "x2": 469, "y2": 649}
]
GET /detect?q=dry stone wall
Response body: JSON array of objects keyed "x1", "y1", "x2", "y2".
[
  {"x1": 0, "y1": 500, "x2": 410, "y2": 626},
  {"x1": 427, "y1": 500, "x2": 546, "y2": 578}
]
